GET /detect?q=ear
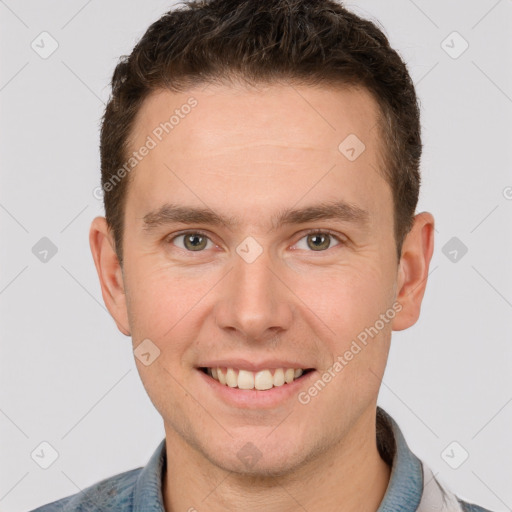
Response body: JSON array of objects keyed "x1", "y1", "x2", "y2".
[
  {"x1": 392, "y1": 212, "x2": 435, "y2": 331},
  {"x1": 89, "y1": 216, "x2": 130, "y2": 336}
]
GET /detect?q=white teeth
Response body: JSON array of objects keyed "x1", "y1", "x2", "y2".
[
  {"x1": 284, "y1": 368, "x2": 295, "y2": 383},
  {"x1": 226, "y1": 368, "x2": 238, "y2": 388},
  {"x1": 206, "y1": 367, "x2": 308, "y2": 390},
  {"x1": 254, "y1": 370, "x2": 273, "y2": 390},
  {"x1": 237, "y1": 369, "x2": 254, "y2": 389},
  {"x1": 273, "y1": 368, "x2": 285, "y2": 387},
  {"x1": 217, "y1": 368, "x2": 227, "y2": 385}
]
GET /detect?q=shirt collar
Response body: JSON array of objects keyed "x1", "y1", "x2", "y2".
[
  {"x1": 133, "y1": 406, "x2": 423, "y2": 511},
  {"x1": 133, "y1": 436, "x2": 167, "y2": 511},
  {"x1": 376, "y1": 406, "x2": 424, "y2": 511}
]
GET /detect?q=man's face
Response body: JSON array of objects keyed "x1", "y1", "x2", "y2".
[{"x1": 106, "y1": 84, "x2": 404, "y2": 474}]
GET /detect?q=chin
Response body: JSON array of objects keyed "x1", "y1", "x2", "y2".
[
  {"x1": 214, "y1": 452, "x2": 301, "y2": 478},
  {"x1": 201, "y1": 434, "x2": 314, "y2": 478}
]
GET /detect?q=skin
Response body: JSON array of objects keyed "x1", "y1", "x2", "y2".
[{"x1": 90, "y1": 83, "x2": 434, "y2": 512}]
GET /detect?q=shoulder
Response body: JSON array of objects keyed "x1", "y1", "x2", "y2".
[
  {"x1": 420, "y1": 462, "x2": 496, "y2": 512},
  {"x1": 457, "y1": 499, "x2": 496, "y2": 512},
  {"x1": 29, "y1": 467, "x2": 142, "y2": 511}
]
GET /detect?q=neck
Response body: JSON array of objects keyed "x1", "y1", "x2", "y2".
[{"x1": 163, "y1": 406, "x2": 391, "y2": 512}]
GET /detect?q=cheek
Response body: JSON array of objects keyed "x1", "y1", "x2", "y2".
[
  {"x1": 124, "y1": 257, "x2": 211, "y2": 341},
  {"x1": 298, "y1": 257, "x2": 394, "y2": 341},
  {"x1": 125, "y1": 265, "x2": 202, "y2": 415},
  {"x1": 296, "y1": 261, "x2": 394, "y2": 416}
]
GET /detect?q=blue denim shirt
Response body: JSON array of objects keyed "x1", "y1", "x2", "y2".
[{"x1": 30, "y1": 407, "x2": 493, "y2": 511}]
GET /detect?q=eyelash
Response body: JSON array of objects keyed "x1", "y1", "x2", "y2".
[{"x1": 167, "y1": 229, "x2": 346, "y2": 253}]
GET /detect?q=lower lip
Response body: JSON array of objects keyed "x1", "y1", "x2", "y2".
[{"x1": 196, "y1": 368, "x2": 317, "y2": 409}]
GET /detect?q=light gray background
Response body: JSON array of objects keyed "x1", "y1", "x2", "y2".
[{"x1": 1, "y1": 1, "x2": 511, "y2": 511}]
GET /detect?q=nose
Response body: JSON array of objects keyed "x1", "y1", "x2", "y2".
[{"x1": 213, "y1": 248, "x2": 294, "y2": 343}]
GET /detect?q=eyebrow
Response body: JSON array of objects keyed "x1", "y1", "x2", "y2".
[{"x1": 142, "y1": 200, "x2": 369, "y2": 232}]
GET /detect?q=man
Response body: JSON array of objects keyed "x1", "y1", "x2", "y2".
[{"x1": 32, "y1": 0, "x2": 493, "y2": 510}]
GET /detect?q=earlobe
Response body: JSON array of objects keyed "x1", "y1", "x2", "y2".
[
  {"x1": 89, "y1": 216, "x2": 131, "y2": 336},
  {"x1": 392, "y1": 212, "x2": 435, "y2": 332}
]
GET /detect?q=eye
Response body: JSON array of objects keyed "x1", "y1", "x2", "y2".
[
  {"x1": 293, "y1": 230, "x2": 343, "y2": 252},
  {"x1": 170, "y1": 231, "x2": 215, "y2": 252}
]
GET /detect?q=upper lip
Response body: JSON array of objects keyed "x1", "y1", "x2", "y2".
[{"x1": 197, "y1": 359, "x2": 315, "y2": 372}]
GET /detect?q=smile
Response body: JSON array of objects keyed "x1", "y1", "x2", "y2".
[{"x1": 199, "y1": 367, "x2": 314, "y2": 390}]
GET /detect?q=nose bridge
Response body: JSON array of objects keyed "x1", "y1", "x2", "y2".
[{"x1": 214, "y1": 247, "x2": 293, "y2": 341}]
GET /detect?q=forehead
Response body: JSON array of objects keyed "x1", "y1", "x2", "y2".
[
  {"x1": 124, "y1": 83, "x2": 390, "y2": 231},
  {"x1": 131, "y1": 82, "x2": 382, "y2": 156}
]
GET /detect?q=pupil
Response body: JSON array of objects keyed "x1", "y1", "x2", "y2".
[
  {"x1": 186, "y1": 234, "x2": 205, "y2": 250},
  {"x1": 308, "y1": 234, "x2": 329, "y2": 251}
]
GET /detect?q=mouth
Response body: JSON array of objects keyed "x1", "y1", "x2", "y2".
[{"x1": 198, "y1": 366, "x2": 315, "y2": 391}]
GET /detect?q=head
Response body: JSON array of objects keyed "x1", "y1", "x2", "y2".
[{"x1": 90, "y1": 0, "x2": 434, "y2": 477}]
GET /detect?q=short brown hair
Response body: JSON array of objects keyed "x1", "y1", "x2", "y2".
[{"x1": 100, "y1": 0, "x2": 421, "y2": 266}]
